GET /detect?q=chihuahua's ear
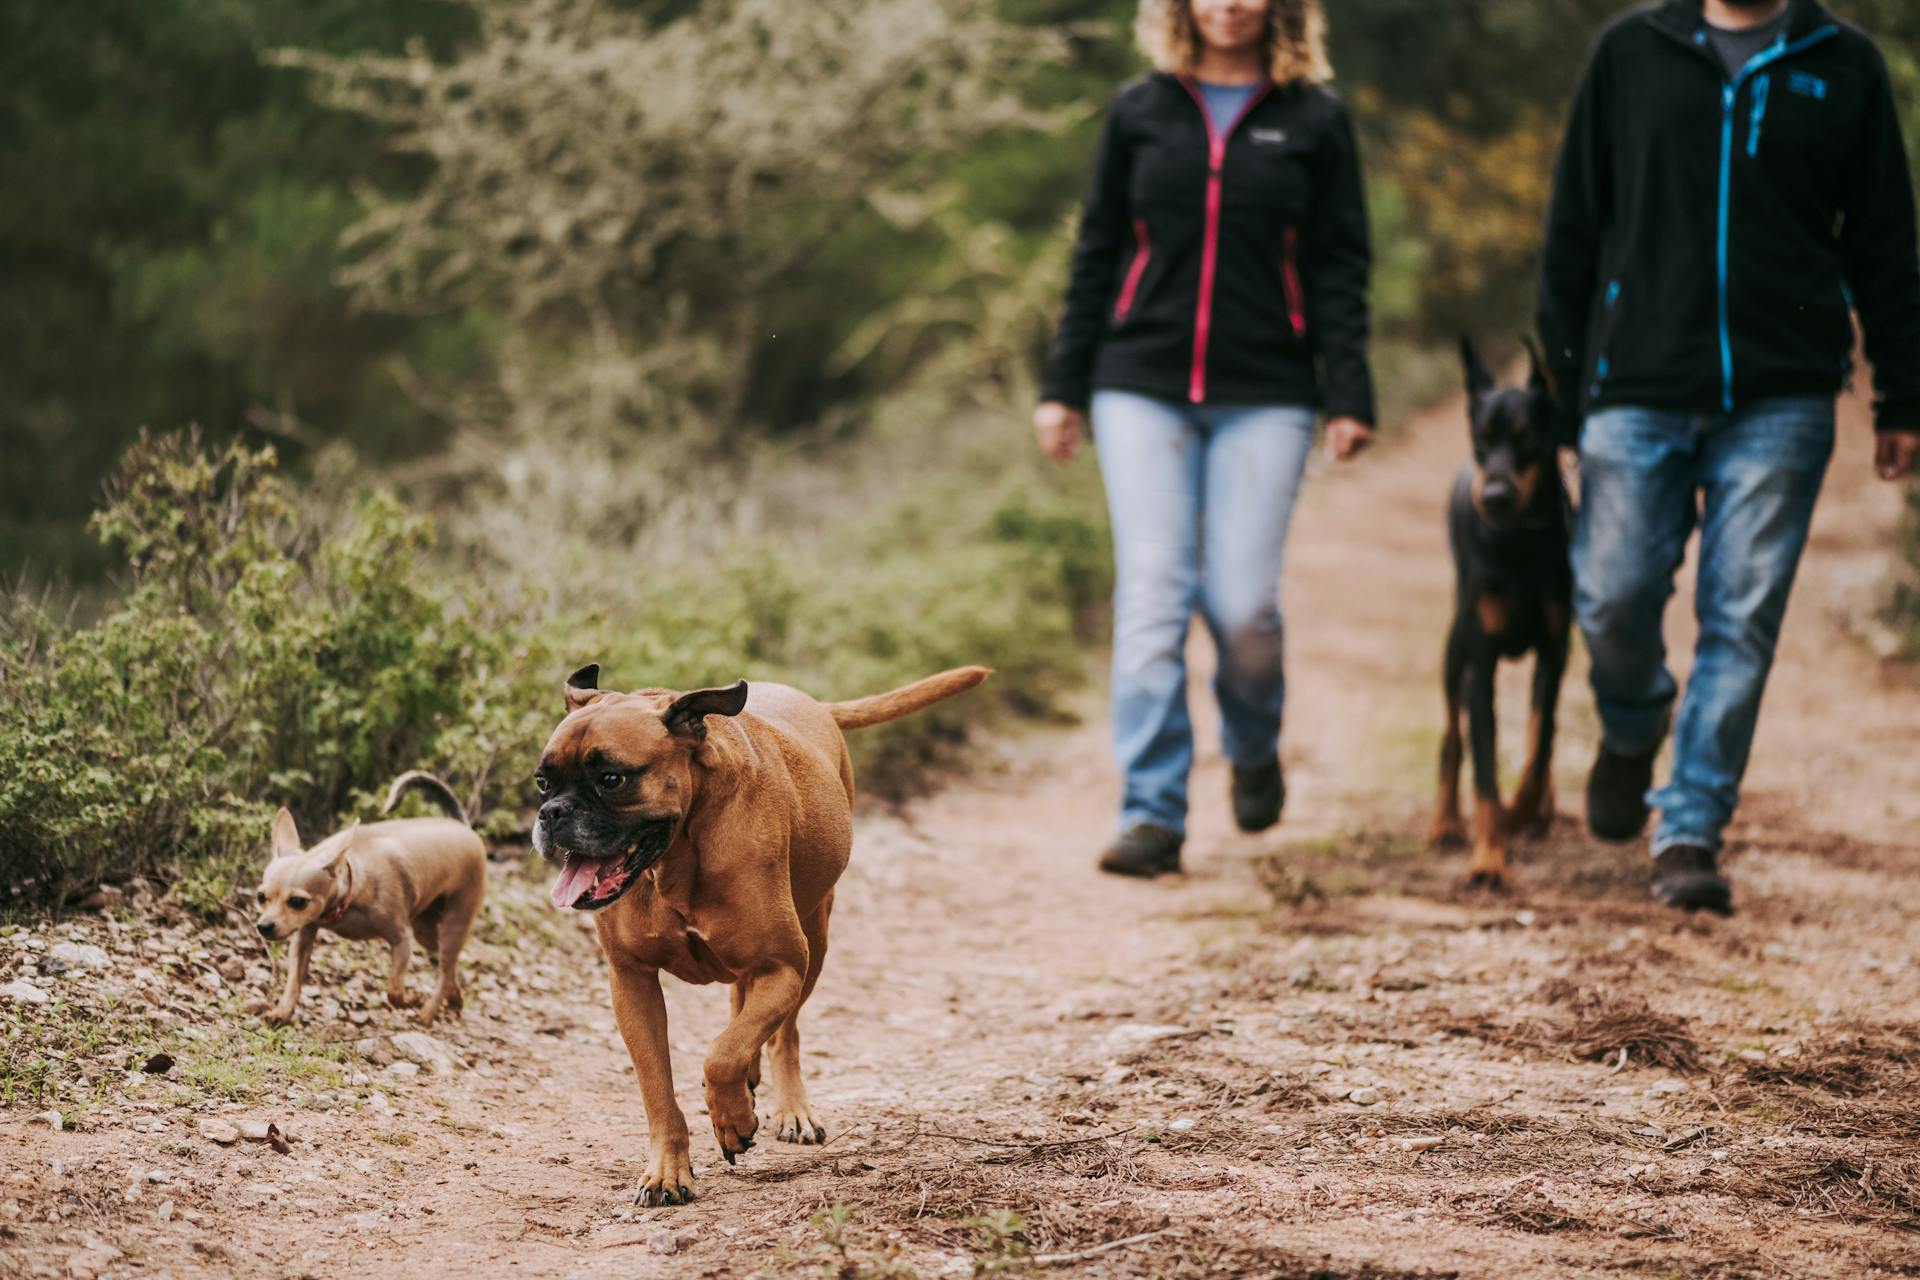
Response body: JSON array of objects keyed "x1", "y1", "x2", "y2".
[
  {"x1": 271, "y1": 807, "x2": 302, "y2": 859},
  {"x1": 664, "y1": 680, "x2": 750, "y2": 741},
  {"x1": 564, "y1": 663, "x2": 605, "y2": 712},
  {"x1": 1460, "y1": 336, "x2": 1494, "y2": 398},
  {"x1": 1522, "y1": 333, "x2": 1555, "y2": 396},
  {"x1": 315, "y1": 824, "x2": 358, "y2": 871}
]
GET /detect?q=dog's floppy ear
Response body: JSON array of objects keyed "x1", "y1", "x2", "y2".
[
  {"x1": 564, "y1": 662, "x2": 605, "y2": 712},
  {"x1": 1460, "y1": 336, "x2": 1494, "y2": 398},
  {"x1": 1522, "y1": 333, "x2": 1555, "y2": 396},
  {"x1": 664, "y1": 680, "x2": 750, "y2": 740},
  {"x1": 270, "y1": 807, "x2": 302, "y2": 859}
]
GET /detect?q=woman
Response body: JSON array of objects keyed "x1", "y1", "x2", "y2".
[{"x1": 1035, "y1": 0, "x2": 1376, "y2": 877}]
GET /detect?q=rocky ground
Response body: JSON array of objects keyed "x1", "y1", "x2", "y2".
[{"x1": 4, "y1": 384, "x2": 1918, "y2": 1280}]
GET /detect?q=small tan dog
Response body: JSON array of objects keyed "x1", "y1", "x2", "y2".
[
  {"x1": 535, "y1": 663, "x2": 988, "y2": 1206},
  {"x1": 254, "y1": 771, "x2": 487, "y2": 1025}
]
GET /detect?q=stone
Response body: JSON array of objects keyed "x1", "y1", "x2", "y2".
[
  {"x1": 197, "y1": 1118, "x2": 241, "y2": 1145},
  {"x1": 1, "y1": 981, "x2": 49, "y2": 1005},
  {"x1": 1348, "y1": 1087, "x2": 1382, "y2": 1106},
  {"x1": 1102, "y1": 1023, "x2": 1195, "y2": 1051},
  {"x1": 384, "y1": 1061, "x2": 421, "y2": 1080},
  {"x1": 649, "y1": 1229, "x2": 678, "y2": 1256},
  {"x1": 389, "y1": 1031, "x2": 462, "y2": 1074},
  {"x1": 48, "y1": 942, "x2": 111, "y2": 972},
  {"x1": 1393, "y1": 1136, "x2": 1444, "y2": 1153}
]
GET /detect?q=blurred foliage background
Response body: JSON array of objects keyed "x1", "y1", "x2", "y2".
[{"x1": 2, "y1": 0, "x2": 1917, "y2": 903}]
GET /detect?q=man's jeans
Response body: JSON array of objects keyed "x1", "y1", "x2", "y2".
[
  {"x1": 1092, "y1": 390, "x2": 1316, "y2": 837},
  {"x1": 1573, "y1": 397, "x2": 1834, "y2": 856}
]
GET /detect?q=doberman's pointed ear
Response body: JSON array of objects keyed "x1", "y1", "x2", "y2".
[
  {"x1": 664, "y1": 680, "x2": 750, "y2": 741},
  {"x1": 564, "y1": 663, "x2": 604, "y2": 712},
  {"x1": 1522, "y1": 333, "x2": 1555, "y2": 396},
  {"x1": 1460, "y1": 336, "x2": 1494, "y2": 398}
]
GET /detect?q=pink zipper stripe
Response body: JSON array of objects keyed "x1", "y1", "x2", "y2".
[
  {"x1": 1114, "y1": 218, "x2": 1151, "y2": 321},
  {"x1": 1282, "y1": 226, "x2": 1305, "y2": 337},
  {"x1": 1177, "y1": 76, "x2": 1273, "y2": 404}
]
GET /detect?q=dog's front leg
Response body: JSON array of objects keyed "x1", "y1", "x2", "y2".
[
  {"x1": 608, "y1": 958, "x2": 694, "y2": 1206},
  {"x1": 266, "y1": 926, "x2": 317, "y2": 1025},
  {"x1": 1509, "y1": 628, "x2": 1570, "y2": 837},
  {"x1": 705, "y1": 962, "x2": 804, "y2": 1164},
  {"x1": 1461, "y1": 656, "x2": 1510, "y2": 891},
  {"x1": 1429, "y1": 621, "x2": 1469, "y2": 848}
]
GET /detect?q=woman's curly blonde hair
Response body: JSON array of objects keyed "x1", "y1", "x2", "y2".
[{"x1": 1134, "y1": 0, "x2": 1332, "y2": 87}]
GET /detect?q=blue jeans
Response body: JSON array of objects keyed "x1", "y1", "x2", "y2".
[
  {"x1": 1092, "y1": 390, "x2": 1317, "y2": 837},
  {"x1": 1573, "y1": 397, "x2": 1834, "y2": 856}
]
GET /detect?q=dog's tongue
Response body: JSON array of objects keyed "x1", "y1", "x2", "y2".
[{"x1": 550, "y1": 855, "x2": 612, "y2": 910}]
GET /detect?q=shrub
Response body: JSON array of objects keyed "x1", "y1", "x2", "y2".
[
  {"x1": 0, "y1": 432, "x2": 546, "y2": 911},
  {"x1": 1, "y1": 426, "x2": 1110, "y2": 911}
]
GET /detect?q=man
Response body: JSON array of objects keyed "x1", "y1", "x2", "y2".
[{"x1": 1538, "y1": 0, "x2": 1920, "y2": 914}]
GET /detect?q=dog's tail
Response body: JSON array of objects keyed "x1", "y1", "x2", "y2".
[
  {"x1": 382, "y1": 770, "x2": 469, "y2": 826},
  {"x1": 826, "y1": 666, "x2": 991, "y2": 731}
]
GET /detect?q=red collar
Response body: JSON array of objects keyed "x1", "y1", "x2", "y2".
[{"x1": 317, "y1": 860, "x2": 355, "y2": 927}]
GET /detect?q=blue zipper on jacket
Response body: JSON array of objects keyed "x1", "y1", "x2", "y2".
[
  {"x1": 1747, "y1": 73, "x2": 1771, "y2": 156},
  {"x1": 1716, "y1": 25, "x2": 1838, "y2": 413}
]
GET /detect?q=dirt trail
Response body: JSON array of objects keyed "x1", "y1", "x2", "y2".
[{"x1": 7, "y1": 386, "x2": 1920, "y2": 1280}]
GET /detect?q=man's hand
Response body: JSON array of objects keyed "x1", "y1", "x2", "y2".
[
  {"x1": 1875, "y1": 431, "x2": 1919, "y2": 481},
  {"x1": 1325, "y1": 416, "x2": 1374, "y2": 462},
  {"x1": 1033, "y1": 401, "x2": 1084, "y2": 463}
]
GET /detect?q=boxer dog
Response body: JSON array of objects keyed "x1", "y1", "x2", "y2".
[{"x1": 534, "y1": 663, "x2": 989, "y2": 1206}]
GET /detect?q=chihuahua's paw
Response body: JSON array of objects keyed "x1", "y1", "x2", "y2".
[
  {"x1": 1427, "y1": 814, "x2": 1468, "y2": 849},
  {"x1": 264, "y1": 1004, "x2": 296, "y2": 1026},
  {"x1": 772, "y1": 1102, "x2": 827, "y2": 1146},
  {"x1": 386, "y1": 990, "x2": 421, "y2": 1010},
  {"x1": 705, "y1": 1080, "x2": 759, "y2": 1165},
  {"x1": 634, "y1": 1144, "x2": 696, "y2": 1208}
]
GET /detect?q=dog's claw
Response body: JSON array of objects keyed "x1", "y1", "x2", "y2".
[
  {"x1": 723, "y1": 1149, "x2": 735, "y2": 1166},
  {"x1": 813, "y1": 1124, "x2": 826, "y2": 1143}
]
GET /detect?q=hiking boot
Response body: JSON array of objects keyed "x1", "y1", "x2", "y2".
[
  {"x1": 1651, "y1": 844, "x2": 1733, "y2": 915},
  {"x1": 1230, "y1": 759, "x2": 1286, "y2": 833},
  {"x1": 1586, "y1": 742, "x2": 1658, "y2": 841},
  {"x1": 1097, "y1": 823, "x2": 1183, "y2": 878}
]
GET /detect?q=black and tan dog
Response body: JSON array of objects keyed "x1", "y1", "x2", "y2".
[
  {"x1": 534, "y1": 663, "x2": 988, "y2": 1206},
  {"x1": 1428, "y1": 338, "x2": 1572, "y2": 890}
]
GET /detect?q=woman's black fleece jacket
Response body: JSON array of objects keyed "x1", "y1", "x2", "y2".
[
  {"x1": 1537, "y1": 0, "x2": 1920, "y2": 437},
  {"x1": 1039, "y1": 73, "x2": 1375, "y2": 425}
]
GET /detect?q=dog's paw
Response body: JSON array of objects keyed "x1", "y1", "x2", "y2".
[
  {"x1": 705, "y1": 1081, "x2": 759, "y2": 1165},
  {"x1": 1427, "y1": 815, "x2": 1468, "y2": 849},
  {"x1": 772, "y1": 1103, "x2": 827, "y2": 1146},
  {"x1": 386, "y1": 990, "x2": 421, "y2": 1010},
  {"x1": 1461, "y1": 865, "x2": 1512, "y2": 893},
  {"x1": 634, "y1": 1145, "x2": 696, "y2": 1208},
  {"x1": 264, "y1": 1004, "x2": 296, "y2": 1026}
]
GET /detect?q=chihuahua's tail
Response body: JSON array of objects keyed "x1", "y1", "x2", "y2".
[
  {"x1": 382, "y1": 771, "x2": 469, "y2": 826},
  {"x1": 827, "y1": 666, "x2": 991, "y2": 731}
]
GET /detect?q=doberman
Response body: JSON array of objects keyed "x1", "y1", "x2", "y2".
[{"x1": 1428, "y1": 338, "x2": 1572, "y2": 890}]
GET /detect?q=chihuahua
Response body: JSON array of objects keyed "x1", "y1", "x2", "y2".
[{"x1": 254, "y1": 771, "x2": 487, "y2": 1025}]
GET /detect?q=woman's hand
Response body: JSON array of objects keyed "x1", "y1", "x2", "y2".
[
  {"x1": 1325, "y1": 416, "x2": 1374, "y2": 462},
  {"x1": 1875, "y1": 431, "x2": 1919, "y2": 481},
  {"x1": 1034, "y1": 401, "x2": 1085, "y2": 463}
]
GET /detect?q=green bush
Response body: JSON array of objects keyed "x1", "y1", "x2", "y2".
[
  {"x1": 1, "y1": 428, "x2": 1110, "y2": 912},
  {"x1": 0, "y1": 432, "x2": 548, "y2": 911}
]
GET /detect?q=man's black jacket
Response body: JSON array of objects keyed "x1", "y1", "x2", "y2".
[{"x1": 1537, "y1": 0, "x2": 1920, "y2": 437}]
